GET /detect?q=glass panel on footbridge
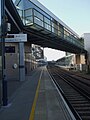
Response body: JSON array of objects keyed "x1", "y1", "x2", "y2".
[{"x1": 14, "y1": 0, "x2": 84, "y2": 50}]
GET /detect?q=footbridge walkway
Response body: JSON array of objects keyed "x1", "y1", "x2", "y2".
[{"x1": 5, "y1": 0, "x2": 87, "y2": 54}]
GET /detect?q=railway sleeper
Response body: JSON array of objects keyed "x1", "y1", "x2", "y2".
[
  {"x1": 72, "y1": 103, "x2": 90, "y2": 107},
  {"x1": 80, "y1": 116, "x2": 90, "y2": 120},
  {"x1": 75, "y1": 107, "x2": 90, "y2": 111},
  {"x1": 78, "y1": 111, "x2": 90, "y2": 116},
  {"x1": 67, "y1": 98, "x2": 86, "y2": 101},
  {"x1": 65, "y1": 95, "x2": 85, "y2": 98},
  {"x1": 70, "y1": 101, "x2": 89, "y2": 104}
]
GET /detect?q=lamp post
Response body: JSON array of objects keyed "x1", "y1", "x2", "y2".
[{"x1": 1, "y1": 0, "x2": 8, "y2": 106}]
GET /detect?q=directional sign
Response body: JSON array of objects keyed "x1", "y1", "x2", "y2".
[{"x1": 5, "y1": 34, "x2": 27, "y2": 42}]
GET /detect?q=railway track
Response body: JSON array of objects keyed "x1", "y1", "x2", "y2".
[{"x1": 47, "y1": 65, "x2": 90, "y2": 120}]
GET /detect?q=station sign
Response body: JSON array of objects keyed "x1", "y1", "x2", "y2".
[{"x1": 5, "y1": 34, "x2": 27, "y2": 42}]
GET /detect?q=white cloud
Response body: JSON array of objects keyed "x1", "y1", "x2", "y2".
[{"x1": 44, "y1": 48, "x2": 65, "y2": 61}]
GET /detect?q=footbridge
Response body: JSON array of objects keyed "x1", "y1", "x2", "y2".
[{"x1": 5, "y1": 0, "x2": 87, "y2": 54}]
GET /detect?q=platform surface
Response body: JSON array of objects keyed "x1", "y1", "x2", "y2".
[
  {"x1": 33, "y1": 66, "x2": 75, "y2": 120},
  {"x1": 0, "y1": 67, "x2": 42, "y2": 120},
  {"x1": 0, "y1": 66, "x2": 76, "y2": 120}
]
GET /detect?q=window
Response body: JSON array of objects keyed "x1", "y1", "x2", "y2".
[
  {"x1": 51, "y1": 19, "x2": 58, "y2": 35},
  {"x1": 44, "y1": 17, "x2": 50, "y2": 24},
  {"x1": 33, "y1": 10, "x2": 43, "y2": 27},
  {"x1": 5, "y1": 46, "x2": 15, "y2": 53},
  {"x1": 44, "y1": 17, "x2": 51, "y2": 31},
  {"x1": 25, "y1": 8, "x2": 32, "y2": 17},
  {"x1": 17, "y1": 9, "x2": 23, "y2": 19},
  {"x1": 24, "y1": 9, "x2": 33, "y2": 25},
  {"x1": 34, "y1": 17, "x2": 43, "y2": 27},
  {"x1": 16, "y1": 0, "x2": 23, "y2": 10},
  {"x1": 44, "y1": 23, "x2": 51, "y2": 31},
  {"x1": 25, "y1": 16, "x2": 33, "y2": 25},
  {"x1": 34, "y1": 10, "x2": 43, "y2": 21}
]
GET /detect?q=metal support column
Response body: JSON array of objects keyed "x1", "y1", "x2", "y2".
[
  {"x1": 1, "y1": 0, "x2": 8, "y2": 106},
  {"x1": 19, "y1": 42, "x2": 25, "y2": 81}
]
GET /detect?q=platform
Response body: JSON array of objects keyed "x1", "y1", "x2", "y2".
[
  {"x1": 33, "y1": 66, "x2": 76, "y2": 120},
  {"x1": 0, "y1": 66, "x2": 76, "y2": 120}
]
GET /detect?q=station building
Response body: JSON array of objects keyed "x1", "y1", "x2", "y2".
[
  {"x1": 82, "y1": 33, "x2": 90, "y2": 70},
  {"x1": 5, "y1": 42, "x2": 43, "y2": 80},
  {"x1": 56, "y1": 53, "x2": 86, "y2": 71}
]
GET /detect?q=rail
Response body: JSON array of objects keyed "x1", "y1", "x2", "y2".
[{"x1": 47, "y1": 65, "x2": 90, "y2": 120}]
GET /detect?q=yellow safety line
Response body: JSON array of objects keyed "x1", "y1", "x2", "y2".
[{"x1": 29, "y1": 70, "x2": 43, "y2": 120}]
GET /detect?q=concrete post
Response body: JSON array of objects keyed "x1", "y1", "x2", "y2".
[
  {"x1": 75, "y1": 54, "x2": 81, "y2": 64},
  {"x1": 24, "y1": 43, "x2": 32, "y2": 74},
  {"x1": 85, "y1": 52, "x2": 90, "y2": 73},
  {"x1": 19, "y1": 42, "x2": 25, "y2": 81},
  {"x1": 85, "y1": 53, "x2": 88, "y2": 65},
  {"x1": 83, "y1": 33, "x2": 90, "y2": 73}
]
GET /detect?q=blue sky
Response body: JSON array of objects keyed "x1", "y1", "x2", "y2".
[
  {"x1": 37, "y1": 0, "x2": 90, "y2": 61},
  {"x1": 38, "y1": 0, "x2": 90, "y2": 36}
]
